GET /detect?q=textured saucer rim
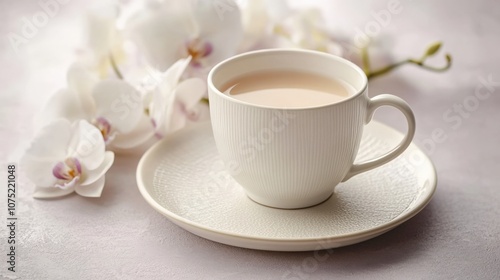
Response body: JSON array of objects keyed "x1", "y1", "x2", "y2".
[{"x1": 136, "y1": 121, "x2": 437, "y2": 248}]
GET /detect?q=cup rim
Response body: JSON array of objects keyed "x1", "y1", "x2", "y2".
[{"x1": 207, "y1": 48, "x2": 368, "y2": 110}]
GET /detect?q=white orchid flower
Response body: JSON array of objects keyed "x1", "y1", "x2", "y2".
[
  {"x1": 80, "y1": 3, "x2": 148, "y2": 83},
  {"x1": 148, "y1": 56, "x2": 207, "y2": 137},
  {"x1": 239, "y1": 0, "x2": 342, "y2": 55},
  {"x1": 78, "y1": 3, "x2": 123, "y2": 79},
  {"x1": 239, "y1": 0, "x2": 292, "y2": 50},
  {"x1": 125, "y1": 0, "x2": 243, "y2": 78},
  {"x1": 277, "y1": 8, "x2": 343, "y2": 55},
  {"x1": 38, "y1": 63, "x2": 154, "y2": 149},
  {"x1": 21, "y1": 119, "x2": 115, "y2": 198}
]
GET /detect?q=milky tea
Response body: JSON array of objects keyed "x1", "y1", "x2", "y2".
[{"x1": 222, "y1": 70, "x2": 356, "y2": 108}]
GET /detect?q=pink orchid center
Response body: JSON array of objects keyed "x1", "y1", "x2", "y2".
[
  {"x1": 186, "y1": 38, "x2": 213, "y2": 65},
  {"x1": 93, "y1": 117, "x2": 114, "y2": 143},
  {"x1": 52, "y1": 157, "x2": 82, "y2": 189}
]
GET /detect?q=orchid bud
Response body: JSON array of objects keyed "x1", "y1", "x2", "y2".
[{"x1": 425, "y1": 42, "x2": 442, "y2": 57}]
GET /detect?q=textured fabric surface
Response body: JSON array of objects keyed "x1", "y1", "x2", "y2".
[{"x1": 1, "y1": 0, "x2": 499, "y2": 279}]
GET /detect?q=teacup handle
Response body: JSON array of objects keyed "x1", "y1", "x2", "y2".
[{"x1": 341, "y1": 94, "x2": 416, "y2": 182}]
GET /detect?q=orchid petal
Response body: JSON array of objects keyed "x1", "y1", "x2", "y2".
[
  {"x1": 148, "y1": 57, "x2": 191, "y2": 133},
  {"x1": 75, "y1": 175, "x2": 105, "y2": 198},
  {"x1": 158, "y1": 88, "x2": 177, "y2": 137},
  {"x1": 326, "y1": 41, "x2": 344, "y2": 56},
  {"x1": 241, "y1": 0, "x2": 270, "y2": 35},
  {"x1": 160, "y1": 56, "x2": 192, "y2": 91},
  {"x1": 126, "y1": 5, "x2": 189, "y2": 71},
  {"x1": 21, "y1": 155, "x2": 60, "y2": 187},
  {"x1": 80, "y1": 151, "x2": 114, "y2": 186},
  {"x1": 21, "y1": 119, "x2": 74, "y2": 187},
  {"x1": 168, "y1": 102, "x2": 187, "y2": 134},
  {"x1": 67, "y1": 62, "x2": 98, "y2": 115},
  {"x1": 111, "y1": 114, "x2": 155, "y2": 149},
  {"x1": 266, "y1": 0, "x2": 291, "y2": 22},
  {"x1": 175, "y1": 78, "x2": 206, "y2": 109},
  {"x1": 141, "y1": 83, "x2": 153, "y2": 106},
  {"x1": 151, "y1": 87, "x2": 176, "y2": 137},
  {"x1": 148, "y1": 56, "x2": 195, "y2": 136},
  {"x1": 148, "y1": 88, "x2": 168, "y2": 136},
  {"x1": 86, "y1": 4, "x2": 118, "y2": 59},
  {"x1": 35, "y1": 88, "x2": 89, "y2": 129},
  {"x1": 182, "y1": 64, "x2": 210, "y2": 82},
  {"x1": 68, "y1": 120, "x2": 105, "y2": 170},
  {"x1": 149, "y1": 93, "x2": 176, "y2": 136},
  {"x1": 193, "y1": 103, "x2": 210, "y2": 122},
  {"x1": 55, "y1": 175, "x2": 81, "y2": 190},
  {"x1": 193, "y1": 0, "x2": 242, "y2": 37},
  {"x1": 116, "y1": 1, "x2": 145, "y2": 30},
  {"x1": 192, "y1": 1, "x2": 243, "y2": 65},
  {"x1": 25, "y1": 119, "x2": 72, "y2": 160},
  {"x1": 169, "y1": 102, "x2": 210, "y2": 133},
  {"x1": 33, "y1": 186, "x2": 75, "y2": 199},
  {"x1": 92, "y1": 80, "x2": 143, "y2": 134}
]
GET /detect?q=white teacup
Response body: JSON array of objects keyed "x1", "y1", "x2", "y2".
[{"x1": 208, "y1": 49, "x2": 415, "y2": 209}]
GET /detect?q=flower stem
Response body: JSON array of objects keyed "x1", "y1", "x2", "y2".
[
  {"x1": 362, "y1": 42, "x2": 453, "y2": 80},
  {"x1": 201, "y1": 97, "x2": 209, "y2": 105},
  {"x1": 109, "y1": 53, "x2": 123, "y2": 80},
  {"x1": 366, "y1": 57, "x2": 452, "y2": 79},
  {"x1": 361, "y1": 46, "x2": 371, "y2": 74}
]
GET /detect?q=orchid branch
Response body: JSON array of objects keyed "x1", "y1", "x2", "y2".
[
  {"x1": 363, "y1": 42, "x2": 452, "y2": 80},
  {"x1": 361, "y1": 46, "x2": 371, "y2": 74},
  {"x1": 109, "y1": 53, "x2": 123, "y2": 79}
]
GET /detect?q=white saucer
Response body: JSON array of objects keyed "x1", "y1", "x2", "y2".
[{"x1": 136, "y1": 121, "x2": 436, "y2": 251}]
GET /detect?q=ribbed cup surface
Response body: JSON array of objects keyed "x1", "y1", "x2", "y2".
[
  {"x1": 209, "y1": 90, "x2": 368, "y2": 208},
  {"x1": 208, "y1": 49, "x2": 371, "y2": 208}
]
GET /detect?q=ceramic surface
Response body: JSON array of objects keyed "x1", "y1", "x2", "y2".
[
  {"x1": 208, "y1": 49, "x2": 416, "y2": 208},
  {"x1": 136, "y1": 121, "x2": 436, "y2": 251}
]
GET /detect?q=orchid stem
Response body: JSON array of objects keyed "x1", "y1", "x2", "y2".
[
  {"x1": 362, "y1": 43, "x2": 453, "y2": 80},
  {"x1": 201, "y1": 97, "x2": 209, "y2": 105},
  {"x1": 366, "y1": 56, "x2": 452, "y2": 79},
  {"x1": 109, "y1": 53, "x2": 123, "y2": 80},
  {"x1": 361, "y1": 46, "x2": 371, "y2": 74}
]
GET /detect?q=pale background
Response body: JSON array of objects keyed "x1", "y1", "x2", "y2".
[{"x1": 1, "y1": 0, "x2": 499, "y2": 279}]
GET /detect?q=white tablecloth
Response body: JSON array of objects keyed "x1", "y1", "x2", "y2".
[{"x1": 1, "y1": 0, "x2": 499, "y2": 279}]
